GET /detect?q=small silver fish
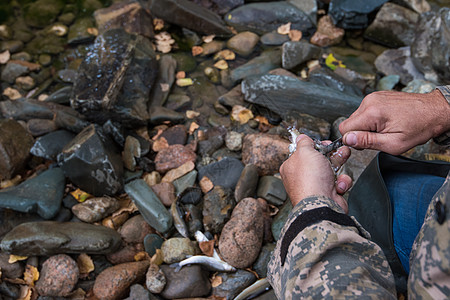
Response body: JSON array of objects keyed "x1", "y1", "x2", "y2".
[
  {"x1": 194, "y1": 231, "x2": 221, "y2": 261},
  {"x1": 286, "y1": 124, "x2": 343, "y2": 156},
  {"x1": 171, "y1": 255, "x2": 236, "y2": 272},
  {"x1": 233, "y1": 278, "x2": 271, "y2": 300}
]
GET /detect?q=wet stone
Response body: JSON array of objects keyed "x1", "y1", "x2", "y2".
[
  {"x1": 212, "y1": 269, "x2": 257, "y2": 300},
  {"x1": 72, "y1": 196, "x2": 120, "y2": 223},
  {"x1": 282, "y1": 41, "x2": 322, "y2": 70},
  {"x1": 257, "y1": 176, "x2": 287, "y2": 206},
  {"x1": 203, "y1": 186, "x2": 235, "y2": 234},
  {"x1": 0, "y1": 168, "x2": 65, "y2": 220},
  {"x1": 235, "y1": 164, "x2": 259, "y2": 202},
  {"x1": 402, "y1": 79, "x2": 436, "y2": 94},
  {"x1": 123, "y1": 135, "x2": 141, "y2": 171},
  {"x1": 173, "y1": 170, "x2": 198, "y2": 195},
  {"x1": 160, "y1": 124, "x2": 188, "y2": 145},
  {"x1": 125, "y1": 284, "x2": 154, "y2": 300},
  {"x1": 107, "y1": 243, "x2": 145, "y2": 265},
  {"x1": 329, "y1": 0, "x2": 388, "y2": 29},
  {"x1": 0, "y1": 40, "x2": 23, "y2": 53},
  {"x1": 57, "y1": 69, "x2": 78, "y2": 83},
  {"x1": 26, "y1": 118, "x2": 58, "y2": 137},
  {"x1": 24, "y1": 0, "x2": 64, "y2": 28},
  {"x1": 155, "y1": 144, "x2": 196, "y2": 174},
  {"x1": 225, "y1": 131, "x2": 243, "y2": 151},
  {"x1": 160, "y1": 264, "x2": 211, "y2": 299},
  {"x1": 11, "y1": 51, "x2": 31, "y2": 61},
  {"x1": 0, "y1": 221, "x2": 122, "y2": 256},
  {"x1": 272, "y1": 200, "x2": 292, "y2": 241},
  {"x1": 150, "y1": 55, "x2": 177, "y2": 107},
  {"x1": 0, "y1": 281, "x2": 20, "y2": 299},
  {"x1": 260, "y1": 31, "x2": 290, "y2": 46},
  {"x1": 0, "y1": 252, "x2": 24, "y2": 279},
  {"x1": 375, "y1": 47, "x2": 424, "y2": 85},
  {"x1": 376, "y1": 75, "x2": 401, "y2": 91},
  {"x1": 161, "y1": 237, "x2": 198, "y2": 264},
  {"x1": 219, "y1": 198, "x2": 265, "y2": 268},
  {"x1": 1, "y1": 61, "x2": 29, "y2": 83},
  {"x1": 93, "y1": 260, "x2": 150, "y2": 300},
  {"x1": 145, "y1": 264, "x2": 166, "y2": 293},
  {"x1": 124, "y1": 179, "x2": 173, "y2": 233},
  {"x1": 198, "y1": 157, "x2": 244, "y2": 190},
  {"x1": 310, "y1": 15, "x2": 345, "y2": 47},
  {"x1": 179, "y1": 187, "x2": 202, "y2": 205},
  {"x1": 144, "y1": 233, "x2": 164, "y2": 256},
  {"x1": 15, "y1": 75, "x2": 35, "y2": 90},
  {"x1": 226, "y1": 31, "x2": 259, "y2": 57},
  {"x1": 230, "y1": 49, "x2": 281, "y2": 84},
  {"x1": 119, "y1": 214, "x2": 155, "y2": 244},
  {"x1": 162, "y1": 161, "x2": 195, "y2": 183},
  {"x1": 35, "y1": 254, "x2": 79, "y2": 297},
  {"x1": 67, "y1": 17, "x2": 96, "y2": 44},
  {"x1": 151, "y1": 182, "x2": 176, "y2": 207},
  {"x1": 0, "y1": 119, "x2": 34, "y2": 181},
  {"x1": 253, "y1": 243, "x2": 276, "y2": 278},
  {"x1": 149, "y1": 106, "x2": 185, "y2": 125},
  {"x1": 58, "y1": 124, "x2": 124, "y2": 196}
]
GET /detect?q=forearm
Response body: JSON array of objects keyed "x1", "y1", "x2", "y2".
[
  {"x1": 267, "y1": 196, "x2": 397, "y2": 299},
  {"x1": 434, "y1": 85, "x2": 450, "y2": 145}
]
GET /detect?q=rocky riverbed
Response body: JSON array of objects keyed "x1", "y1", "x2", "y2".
[{"x1": 0, "y1": 0, "x2": 449, "y2": 299}]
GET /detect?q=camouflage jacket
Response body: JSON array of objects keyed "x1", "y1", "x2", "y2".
[{"x1": 268, "y1": 86, "x2": 450, "y2": 299}]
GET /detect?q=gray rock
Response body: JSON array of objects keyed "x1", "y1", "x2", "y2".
[
  {"x1": 125, "y1": 284, "x2": 155, "y2": 300},
  {"x1": 230, "y1": 49, "x2": 281, "y2": 84},
  {"x1": 72, "y1": 196, "x2": 120, "y2": 223},
  {"x1": 24, "y1": 0, "x2": 64, "y2": 28},
  {"x1": 71, "y1": 28, "x2": 158, "y2": 126},
  {"x1": 0, "y1": 40, "x2": 24, "y2": 53},
  {"x1": 234, "y1": 164, "x2": 259, "y2": 202},
  {"x1": 161, "y1": 237, "x2": 198, "y2": 264},
  {"x1": 329, "y1": 0, "x2": 388, "y2": 29},
  {"x1": 0, "y1": 252, "x2": 24, "y2": 279},
  {"x1": 0, "y1": 168, "x2": 64, "y2": 219},
  {"x1": 242, "y1": 74, "x2": 363, "y2": 122},
  {"x1": 411, "y1": 8, "x2": 450, "y2": 84},
  {"x1": 253, "y1": 243, "x2": 276, "y2": 278},
  {"x1": 149, "y1": 55, "x2": 177, "y2": 107},
  {"x1": 173, "y1": 170, "x2": 198, "y2": 195},
  {"x1": 123, "y1": 135, "x2": 141, "y2": 171},
  {"x1": 308, "y1": 67, "x2": 364, "y2": 98},
  {"x1": 198, "y1": 157, "x2": 244, "y2": 190},
  {"x1": 224, "y1": 2, "x2": 315, "y2": 37},
  {"x1": 272, "y1": 200, "x2": 292, "y2": 241},
  {"x1": 67, "y1": 18, "x2": 95, "y2": 45},
  {"x1": 0, "y1": 98, "x2": 51, "y2": 121},
  {"x1": 147, "y1": 0, "x2": 231, "y2": 37},
  {"x1": 160, "y1": 265, "x2": 211, "y2": 299},
  {"x1": 1, "y1": 61, "x2": 29, "y2": 83},
  {"x1": 288, "y1": 0, "x2": 317, "y2": 24},
  {"x1": 225, "y1": 131, "x2": 243, "y2": 151},
  {"x1": 401, "y1": 79, "x2": 436, "y2": 93},
  {"x1": 149, "y1": 106, "x2": 185, "y2": 125},
  {"x1": 146, "y1": 263, "x2": 166, "y2": 293},
  {"x1": 375, "y1": 47, "x2": 425, "y2": 85},
  {"x1": 0, "y1": 209, "x2": 43, "y2": 241},
  {"x1": 0, "y1": 119, "x2": 34, "y2": 181},
  {"x1": 226, "y1": 31, "x2": 260, "y2": 57},
  {"x1": 58, "y1": 124, "x2": 124, "y2": 196},
  {"x1": 212, "y1": 269, "x2": 257, "y2": 299},
  {"x1": 54, "y1": 110, "x2": 91, "y2": 133},
  {"x1": 203, "y1": 186, "x2": 235, "y2": 234},
  {"x1": 124, "y1": 179, "x2": 173, "y2": 233},
  {"x1": 0, "y1": 281, "x2": 20, "y2": 299},
  {"x1": 376, "y1": 75, "x2": 401, "y2": 91},
  {"x1": 26, "y1": 118, "x2": 58, "y2": 137},
  {"x1": 0, "y1": 221, "x2": 122, "y2": 256},
  {"x1": 31, "y1": 130, "x2": 75, "y2": 161},
  {"x1": 57, "y1": 69, "x2": 78, "y2": 83},
  {"x1": 44, "y1": 86, "x2": 72, "y2": 104},
  {"x1": 218, "y1": 84, "x2": 245, "y2": 108},
  {"x1": 282, "y1": 41, "x2": 321, "y2": 70},
  {"x1": 391, "y1": 0, "x2": 430, "y2": 13},
  {"x1": 260, "y1": 31, "x2": 290, "y2": 46},
  {"x1": 364, "y1": 2, "x2": 419, "y2": 48},
  {"x1": 257, "y1": 176, "x2": 287, "y2": 206},
  {"x1": 144, "y1": 233, "x2": 164, "y2": 256}
]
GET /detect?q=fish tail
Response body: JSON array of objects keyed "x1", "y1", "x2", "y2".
[{"x1": 170, "y1": 263, "x2": 182, "y2": 272}]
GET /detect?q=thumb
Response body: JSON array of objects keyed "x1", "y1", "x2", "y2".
[
  {"x1": 343, "y1": 131, "x2": 395, "y2": 153},
  {"x1": 295, "y1": 134, "x2": 315, "y2": 151}
]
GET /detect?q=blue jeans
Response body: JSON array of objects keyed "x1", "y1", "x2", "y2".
[{"x1": 384, "y1": 171, "x2": 445, "y2": 273}]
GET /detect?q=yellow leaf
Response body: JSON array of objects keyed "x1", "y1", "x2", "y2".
[
  {"x1": 213, "y1": 59, "x2": 228, "y2": 70},
  {"x1": 23, "y1": 265, "x2": 39, "y2": 286},
  {"x1": 77, "y1": 253, "x2": 94, "y2": 275},
  {"x1": 231, "y1": 105, "x2": 254, "y2": 124},
  {"x1": 277, "y1": 22, "x2": 291, "y2": 35},
  {"x1": 70, "y1": 189, "x2": 92, "y2": 203},
  {"x1": 134, "y1": 251, "x2": 150, "y2": 262},
  {"x1": 188, "y1": 121, "x2": 200, "y2": 134},
  {"x1": 150, "y1": 249, "x2": 164, "y2": 265},
  {"x1": 176, "y1": 78, "x2": 193, "y2": 87},
  {"x1": 211, "y1": 275, "x2": 223, "y2": 287},
  {"x1": 9, "y1": 255, "x2": 28, "y2": 263},
  {"x1": 214, "y1": 49, "x2": 235, "y2": 61},
  {"x1": 153, "y1": 18, "x2": 164, "y2": 31},
  {"x1": 325, "y1": 53, "x2": 346, "y2": 71}
]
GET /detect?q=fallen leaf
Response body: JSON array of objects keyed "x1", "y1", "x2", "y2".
[
  {"x1": 214, "y1": 49, "x2": 235, "y2": 61},
  {"x1": 87, "y1": 27, "x2": 98, "y2": 36},
  {"x1": 18, "y1": 285, "x2": 32, "y2": 300},
  {"x1": 289, "y1": 29, "x2": 302, "y2": 41},
  {"x1": 213, "y1": 59, "x2": 228, "y2": 70},
  {"x1": 23, "y1": 265, "x2": 39, "y2": 286},
  {"x1": 325, "y1": 53, "x2": 346, "y2": 70},
  {"x1": 231, "y1": 105, "x2": 254, "y2": 124},
  {"x1": 150, "y1": 249, "x2": 164, "y2": 265},
  {"x1": 77, "y1": 253, "x2": 94, "y2": 275},
  {"x1": 102, "y1": 212, "x2": 129, "y2": 230},
  {"x1": 192, "y1": 46, "x2": 203, "y2": 56},
  {"x1": 211, "y1": 275, "x2": 223, "y2": 288},
  {"x1": 176, "y1": 78, "x2": 193, "y2": 87},
  {"x1": 188, "y1": 121, "x2": 200, "y2": 134},
  {"x1": 186, "y1": 110, "x2": 200, "y2": 119},
  {"x1": 67, "y1": 288, "x2": 86, "y2": 300},
  {"x1": 199, "y1": 176, "x2": 214, "y2": 193},
  {"x1": 153, "y1": 18, "x2": 164, "y2": 31},
  {"x1": 134, "y1": 251, "x2": 150, "y2": 262},
  {"x1": 1, "y1": 175, "x2": 22, "y2": 189},
  {"x1": 9, "y1": 255, "x2": 28, "y2": 263},
  {"x1": 199, "y1": 240, "x2": 215, "y2": 257},
  {"x1": 176, "y1": 71, "x2": 186, "y2": 79},
  {"x1": 160, "y1": 83, "x2": 170, "y2": 92},
  {"x1": 202, "y1": 34, "x2": 215, "y2": 43},
  {"x1": 277, "y1": 22, "x2": 291, "y2": 35},
  {"x1": 70, "y1": 189, "x2": 93, "y2": 203},
  {"x1": 111, "y1": 197, "x2": 138, "y2": 217}
]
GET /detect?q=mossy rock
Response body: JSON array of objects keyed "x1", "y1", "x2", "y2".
[
  {"x1": 24, "y1": 0, "x2": 65, "y2": 28},
  {"x1": 25, "y1": 34, "x2": 66, "y2": 55},
  {"x1": 170, "y1": 52, "x2": 197, "y2": 73}
]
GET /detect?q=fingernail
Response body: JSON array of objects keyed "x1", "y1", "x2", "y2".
[
  {"x1": 346, "y1": 133, "x2": 357, "y2": 146},
  {"x1": 338, "y1": 181, "x2": 347, "y2": 191},
  {"x1": 295, "y1": 134, "x2": 305, "y2": 143}
]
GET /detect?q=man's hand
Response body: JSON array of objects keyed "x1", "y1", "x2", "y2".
[
  {"x1": 339, "y1": 90, "x2": 450, "y2": 155},
  {"x1": 280, "y1": 135, "x2": 352, "y2": 212}
]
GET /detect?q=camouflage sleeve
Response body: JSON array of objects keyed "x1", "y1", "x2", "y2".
[
  {"x1": 434, "y1": 85, "x2": 450, "y2": 145},
  {"x1": 267, "y1": 195, "x2": 397, "y2": 299},
  {"x1": 408, "y1": 172, "x2": 450, "y2": 298}
]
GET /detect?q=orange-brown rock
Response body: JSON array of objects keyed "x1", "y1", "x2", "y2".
[
  {"x1": 155, "y1": 144, "x2": 196, "y2": 173},
  {"x1": 311, "y1": 15, "x2": 345, "y2": 47}
]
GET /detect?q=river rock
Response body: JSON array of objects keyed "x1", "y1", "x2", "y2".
[
  {"x1": 224, "y1": 2, "x2": 315, "y2": 37},
  {"x1": 257, "y1": 176, "x2": 287, "y2": 206},
  {"x1": 411, "y1": 7, "x2": 450, "y2": 84},
  {"x1": 198, "y1": 157, "x2": 244, "y2": 190},
  {"x1": 144, "y1": 233, "x2": 164, "y2": 256},
  {"x1": 151, "y1": 182, "x2": 176, "y2": 206},
  {"x1": 0, "y1": 252, "x2": 24, "y2": 279},
  {"x1": 26, "y1": 118, "x2": 57, "y2": 136},
  {"x1": 35, "y1": 254, "x2": 79, "y2": 297},
  {"x1": 234, "y1": 164, "x2": 259, "y2": 202},
  {"x1": 375, "y1": 47, "x2": 424, "y2": 85},
  {"x1": 72, "y1": 196, "x2": 120, "y2": 223},
  {"x1": 150, "y1": 55, "x2": 177, "y2": 107},
  {"x1": 0, "y1": 40, "x2": 23, "y2": 53},
  {"x1": 241, "y1": 133, "x2": 289, "y2": 176},
  {"x1": 242, "y1": 74, "x2": 363, "y2": 122},
  {"x1": 329, "y1": 0, "x2": 388, "y2": 29},
  {"x1": 119, "y1": 214, "x2": 155, "y2": 244},
  {"x1": 68, "y1": 17, "x2": 96, "y2": 44},
  {"x1": 93, "y1": 260, "x2": 150, "y2": 300},
  {"x1": 271, "y1": 200, "x2": 292, "y2": 241},
  {"x1": 107, "y1": 243, "x2": 145, "y2": 265},
  {"x1": 1, "y1": 61, "x2": 29, "y2": 83},
  {"x1": 225, "y1": 131, "x2": 243, "y2": 151},
  {"x1": 364, "y1": 2, "x2": 418, "y2": 48},
  {"x1": 376, "y1": 75, "x2": 400, "y2": 91},
  {"x1": 148, "y1": 0, "x2": 231, "y2": 37},
  {"x1": 24, "y1": 0, "x2": 64, "y2": 28},
  {"x1": 146, "y1": 263, "x2": 166, "y2": 293},
  {"x1": 125, "y1": 284, "x2": 155, "y2": 300},
  {"x1": 253, "y1": 243, "x2": 276, "y2": 278},
  {"x1": 282, "y1": 41, "x2": 321, "y2": 70},
  {"x1": 30, "y1": 130, "x2": 75, "y2": 161},
  {"x1": 0, "y1": 98, "x2": 52, "y2": 121},
  {"x1": 0, "y1": 168, "x2": 64, "y2": 219},
  {"x1": 71, "y1": 28, "x2": 158, "y2": 126},
  {"x1": 58, "y1": 124, "x2": 124, "y2": 196},
  {"x1": 260, "y1": 31, "x2": 290, "y2": 46},
  {"x1": 0, "y1": 119, "x2": 34, "y2": 181},
  {"x1": 160, "y1": 264, "x2": 211, "y2": 299},
  {"x1": 230, "y1": 49, "x2": 281, "y2": 84},
  {"x1": 161, "y1": 237, "x2": 198, "y2": 264},
  {"x1": 226, "y1": 31, "x2": 259, "y2": 57},
  {"x1": 173, "y1": 170, "x2": 198, "y2": 195},
  {"x1": 311, "y1": 15, "x2": 345, "y2": 47},
  {"x1": 0, "y1": 221, "x2": 122, "y2": 256},
  {"x1": 308, "y1": 67, "x2": 363, "y2": 99},
  {"x1": 392, "y1": 0, "x2": 430, "y2": 13},
  {"x1": 160, "y1": 124, "x2": 188, "y2": 146},
  {"x1": 94, "y1": 0, "x2": 154, "y2": 38},
  {"x1": 155, "y1": 144, "x2": 196, "y2": 173},
  {"x1": 402, "y1": 79, "x2": 436, "y2": 93},
  {"x1": 213, "y1": 270, "x2": 257, "y2": 299},
  {"x1": 219, "y1": 197, "x2": 265, "y2": 268},
  {"x1": 203, "y1": 186, "x2": 235, "y2": 234}
]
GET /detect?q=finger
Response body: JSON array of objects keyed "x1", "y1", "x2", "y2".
[
  {"x1": 295, "y1": 134, "x2": 315, "y2": 150},
  {"x1": 335, "y1": 174, "x2": 353, "y2": 194},
  {"x1": 343, "y1": 131, "x2": 403, "y2": 155},
  {"x1": 329, "y1": 146, "x2": 351, "y2": 171},
  {"x1": 339, "y1": 110, "x2": 374, "y2": 136}
]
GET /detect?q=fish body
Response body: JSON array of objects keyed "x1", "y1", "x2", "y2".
[
  {"x1": 171, "y1": 255, "x2": 236, "y2": 272},
  {"x1": 233, "y1": 278, "x2": 271, "y2": 300}
]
